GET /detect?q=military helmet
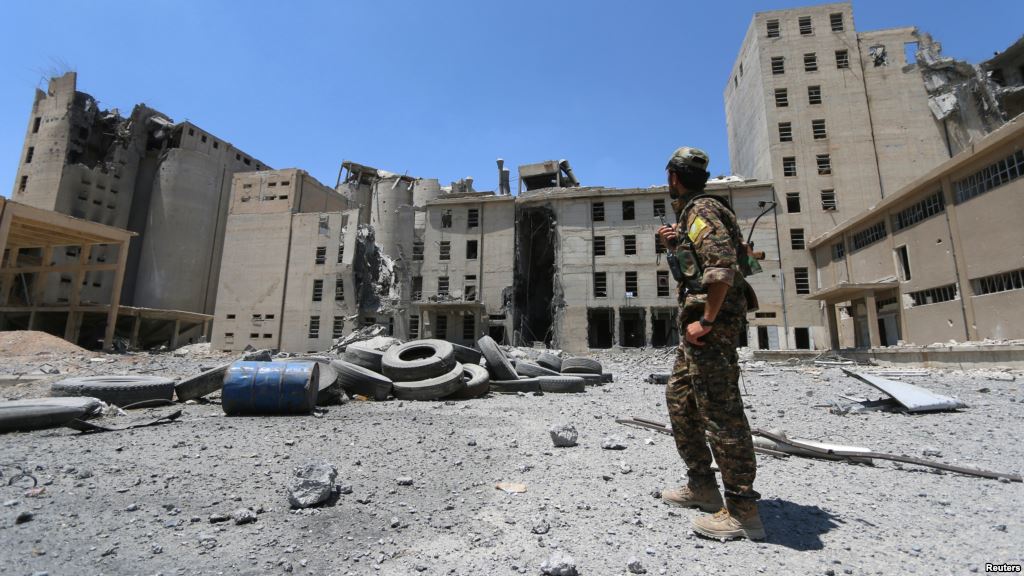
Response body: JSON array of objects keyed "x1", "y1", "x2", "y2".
[{"x1": 666, "y1": 147, "x2": 710, "y2": 172}]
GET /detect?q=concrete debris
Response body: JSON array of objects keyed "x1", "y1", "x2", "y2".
[
  {"x1": 540, "y1": 552, "x2": 578, "y2": 576},
  {"x1": 231, "y1": 508, "x2": 257, "y2": 525},
  {"x1": 627, "y1": 557, "x2": 647, "y2": 574},
  {"x1": 549, "y1": 423, "x2": 579, "y2": 447},
  {"x1": 331, "y1": 324, "x2": 389, "y2": 352},
  {"x1": 601, "y1": 436, "x2": 627, "y2": 450},
  {"x1": 287, "y1": 461, "x2": 338, "y2": 509}
]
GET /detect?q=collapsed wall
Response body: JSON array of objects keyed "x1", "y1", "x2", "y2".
[
  {"x1": 915, "y1": 32, "x2": 1008, "y2": 155},
  {"x1": 513, "y1": 205, "x2": 563, "y2": 346}
]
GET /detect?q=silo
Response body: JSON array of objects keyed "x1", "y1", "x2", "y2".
[{"x1": 370, "y1": 176, "x2": 415, "y2": 261}]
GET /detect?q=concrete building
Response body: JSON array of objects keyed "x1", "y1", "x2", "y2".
[
  {"x1": 808, "y1": 116, "x2": 1024, "y2": 348},
  {"x1": 414, "y1": 193, "x2": 516, "y2": 346},
  {"x1": 723, "y1": 2, "x2": 1008, "y2": 349},
  {"x1": 513, "y1": 179, "x2": 781, "y2": 354},
  {"x1": 10, "y1": 72, "x2": 267, "y2": 317},
  {"x1": 211, "y1": 169, "x2": 353, "y2": 353}
]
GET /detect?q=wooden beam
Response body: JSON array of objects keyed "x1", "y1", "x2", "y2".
[
  {"x1": 169, "y1": 319, "x2": 181, "y2": 350},
  {"x1": 103, "y1": 241, "x2": 130, "y2": 352},
  {"x1": 130, "y1": 315, "x2": 142, "y2": 350}
]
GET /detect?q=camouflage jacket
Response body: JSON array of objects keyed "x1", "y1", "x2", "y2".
[{"x1": 674, "y1": 195, "x2": 748, "y2": 320}]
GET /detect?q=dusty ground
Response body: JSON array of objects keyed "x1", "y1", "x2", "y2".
[{"x1": 1, "y1": 344, "x2": 1022, "y2": 576}]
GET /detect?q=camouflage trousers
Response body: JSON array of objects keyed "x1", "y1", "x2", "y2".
[{"x1": 665, "y1": 311, "x2": 759, "y2": 501}]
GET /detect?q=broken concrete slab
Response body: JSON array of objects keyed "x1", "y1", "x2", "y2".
[
  {"x1": 287, "y1": 461, "x2": 337, "y2": 509},
  {"x1": 842, "y1": 369, "x2": 965, "y2": 412}
]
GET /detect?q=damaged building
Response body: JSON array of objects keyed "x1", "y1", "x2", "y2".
[
  {"x1": 809, "y1": 116, "x2": 1024, "y2": 347},
  {"x1": 9, "y1": 72, "x2": 268, "y2": 330},
  {"x1": 725, "y1": 2, "x2": 1017, "y2": 349},
  {"x1": 209, "y1": 156, "x2": 780, "y2": 355},
  {"x1": 513, "y1": 178, "x2": 781, "y2": 354}
]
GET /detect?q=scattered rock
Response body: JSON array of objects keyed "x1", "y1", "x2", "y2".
[
  {"x1": 496, "y1": 482, "x2": 528, "y2": 494},
  {"x1": 232, "y1": 508, "x2": 257, "y2": 525},
  {"x1": 209, "y1": 513, "x2": 230, "y2": 523},
  {"x1": 287, "y1": 461, "x2": 338, "y2": 509},
  {"x1": 532, "y1": 520, "x2": 551, "y2": 535},
  {"x1": 549, "y1": 423, "x2": 579, "y2": 448},
  {"x1": 627, "y1": 557, "x2": 647, "y2": 574},
  {"x1": 540, "y1": 552, "x2": 578, "y2": 576},
  {"x1": 396, "y1": 476, "x2": 414, "y2": 486},
  {"x1": 602, "y1": 436, "x2": 627, "y2": 450},
  {"x1": 15, "y1": 511, "x2": 33, "y2": 524}
]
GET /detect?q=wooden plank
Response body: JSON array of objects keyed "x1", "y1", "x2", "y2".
[{"x1": 103, "y1": 240, "x2": 130, "y2": 352}]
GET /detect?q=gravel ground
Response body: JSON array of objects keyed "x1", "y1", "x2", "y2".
[{"x1": 1, "y1": 345, "x2": 1022, "y2": 576}]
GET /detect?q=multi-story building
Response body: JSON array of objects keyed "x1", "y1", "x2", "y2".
[
  {"x1": 414, "y1": 193, "x2": 516, "y2": 346},
  {"x1": 10, "y1": 72, "x2": 267, "y2": 320},
  {"x1": 211, "y1": 169, "x2": 353, "y2": 353},
  {"x1": 514, "y1": 179, "x2": 780, "y2": 354},
  {"x1": 809, "y1": 116, "x2": 1024, "y2": 347},
  {"x1": 724, "y1": 2, "x2": 975, "y2": 348}
]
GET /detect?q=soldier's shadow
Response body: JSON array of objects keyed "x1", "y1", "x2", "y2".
[{"x1": 759, "y1": 498, "x2": 843, "y2": 550}]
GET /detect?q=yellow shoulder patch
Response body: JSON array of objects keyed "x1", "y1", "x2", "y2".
[{"x1": 687, "y1": 216, "x2": 710, "y2": 244}]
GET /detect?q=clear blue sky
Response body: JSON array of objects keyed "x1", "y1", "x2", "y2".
[{"x1": 1, "y1": 0, "x2": 1021, "y2": 196}]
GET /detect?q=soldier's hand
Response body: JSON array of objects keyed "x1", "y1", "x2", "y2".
[
  {"x1": 684, "y1": 321, "x2": 712, "y2": 347},
  {"x1": 657, "y1": 225, "x2": 678, "y2": 248}
]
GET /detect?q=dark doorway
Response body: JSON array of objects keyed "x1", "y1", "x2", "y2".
[
  {"x1": 651, "y1": 308, "x2": 678, "y2": 347},
  {"x1": 757, "y1": 326, "x2": 770, "y2": 350},
  {"x1": 619, "y1": 308, "x2": 646, "y2": 348},
  {"x1": 489, "y1": 325, "x2": 507, "y2": 344},
  {"x1": 514, "y1": 207, "x2": 557, "y2": 345},
  {"x1": 794, "y1": 327, "x2": 811, "y2": 349},
  {"x1": 587, "y1": 308, "x2": 614, "y2": 348}
]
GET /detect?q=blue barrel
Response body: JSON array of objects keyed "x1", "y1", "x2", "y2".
[{"x1": 222, "y1": 361, "x2": 319, "y2": 416}]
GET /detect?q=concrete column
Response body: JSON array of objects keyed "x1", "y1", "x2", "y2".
[
  {"x1": 30, "y1": 245, "x2": 53, "y2": 306},
  {"x1": 169, "y1": 319, "x2": 181, "y2": 350},
  {"x1": 130, "y1": 315, "x2": 142, "y2": 349},
  {"x1": 864, "y1": 293, "x2": 881, "y2": 348},
  {"x1": 825, "y1": 302, "x2": 841, "y2": 350}
]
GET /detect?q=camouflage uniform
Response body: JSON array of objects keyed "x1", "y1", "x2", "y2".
[{"x1": 665, "y1": 194, "x2": 760, "y2": 505}]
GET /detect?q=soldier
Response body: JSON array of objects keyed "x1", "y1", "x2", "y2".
[{"x1": 656, "y1": 146, "x2": 764, "y2": 541}]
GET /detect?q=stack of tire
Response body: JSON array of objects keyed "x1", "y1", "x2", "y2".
[
  {"x1": 483, "y1": 337, "x2": 591, "y2": 394},
  {"x1": 331, "y1": 339, "x2": 488, "y2": 401}
]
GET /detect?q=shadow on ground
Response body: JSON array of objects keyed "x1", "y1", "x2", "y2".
[{"x1": 760, "y1": 498, "x2": 842, "y2": 550}]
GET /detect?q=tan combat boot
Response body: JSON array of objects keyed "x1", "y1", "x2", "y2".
[
  {"x1": 691, "y1": 498, "x2": 766, "y2": 541},
  {"x1": 660, "y1": 478, "x2": 724, "y2": 513}
]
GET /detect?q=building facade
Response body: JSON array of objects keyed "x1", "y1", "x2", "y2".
[
  {"x1": 724, "y1": 2, "x2": 966, "y2": 348},
  {"x1": 211, "y1": 169, "x2": 353, "y2": 353},
  {"x1": 809, "y1": 116, "x2": 1024, "y2": 348},
  {"x1": 414, "y1": 194, "x2": 516, "y2": 347},
  {"x1": 514, "y1": 180, "x2": 781, "y2": 354},
  {"x1": 10, "y1": 72, "x2": 267, "y2": 317}
]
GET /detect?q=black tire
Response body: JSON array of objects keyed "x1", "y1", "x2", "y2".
[
  {"x1": 489, "y1": 377, "x2": 540, "y2": 394},
  {"x1": 381, "y1": 340, "x2": 456, "y2": 381},
  {"x1": 51, "y1": 376, "x2": 175, "y2": 407},
  {"x1": 331, "y1": 359, "x2": 393, "y2": 401},
  {"x1": 561, "y1": 357, "x2": 603, "y2": 375},
  {"x1": 478, "y1": 335, "x2": 517, "y2": 380},
  {"x1": 393, "y1": 362, "x2": 465, "y2": 401},
  {"x1": 602, "y1": 372, "x2": 614, "y2": 384},
  {"x1": 515, "y1": 361, "x2": 560, "y2": 378},
  {"x1": 343, "y1": 344, "x2": 386, "y2": 373},
  {"x1": 536, "y1": 353, "x2": 562, "y2": 372},
  {"x1": 573, "y1": 373, "x2": 603, "y2": 387},
  {"x1": 446, "y1": 364, "x2": 490, "y2": 400},
  {"x1": 0, "y1": 397, "x2": 105, "y2": 433},
  {"x1": 451, "y1": 343, "x2": 483, "y2": 366},
  {"x1": 538, "y1": 376, "x2": 586, "y2": 393}
]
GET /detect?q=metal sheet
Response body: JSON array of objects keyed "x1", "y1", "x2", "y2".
[{"x1": 842, "y1": 369, "x2": 965, "y2": 412}]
